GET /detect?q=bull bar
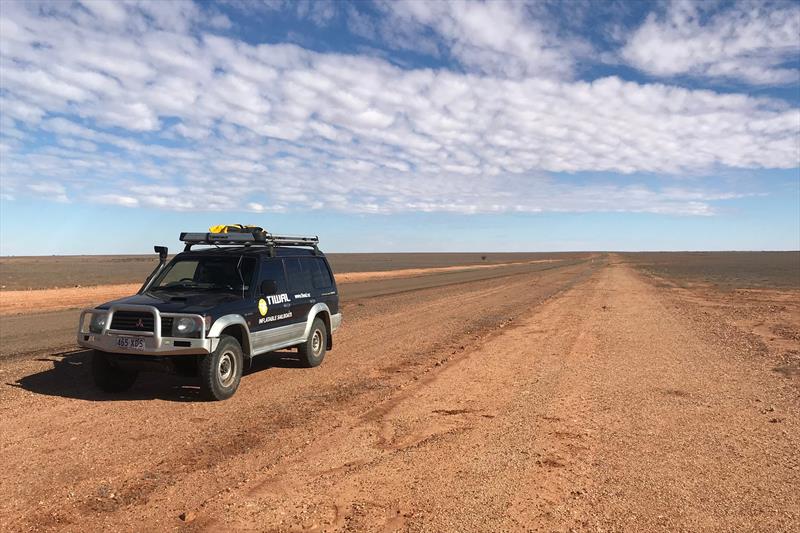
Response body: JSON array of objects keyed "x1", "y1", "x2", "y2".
[{"x1": 77, "y1": 304, "x2": 218, "y2": 356}]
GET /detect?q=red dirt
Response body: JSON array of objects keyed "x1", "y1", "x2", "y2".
[
  {"x1": 0, "y1": 257, "x2": 797, "y2": 531},
  {"x1": 0, "y1": 284, "x2": 142, "y2": 316}
]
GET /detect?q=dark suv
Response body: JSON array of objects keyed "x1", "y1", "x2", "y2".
[{"x1": 77, "y1": 230, "x2": 341, "y2": 400}]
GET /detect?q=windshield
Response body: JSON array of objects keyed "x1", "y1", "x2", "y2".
[{"x1": 149, "y1": 255, "x2": 256, "y2": 294}]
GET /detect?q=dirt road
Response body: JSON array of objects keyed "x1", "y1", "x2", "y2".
[
  {"x1": 0, "y1": 259, "x2": 564, "y2": 316},
  {"x1": 1, "y1": 258, "x2": 797, "y2": 531},
  {"x1": 0, "y1": 258, "x2": 581, "y2": 361}
]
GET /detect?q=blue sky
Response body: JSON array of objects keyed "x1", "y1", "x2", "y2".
[{"x1": 1, "y1": 0, "x2": 798, "y2": 255}]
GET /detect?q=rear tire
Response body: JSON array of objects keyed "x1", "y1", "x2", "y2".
[
  {"x1": 199, "y1": 335, "x2": 243, "y2": 401},
  {"x1": 297, "y1": 318, "x2": 327, "y2": 368},
  {"x1": 91, "y1": 351, "x2": 138, "y2": 393}
]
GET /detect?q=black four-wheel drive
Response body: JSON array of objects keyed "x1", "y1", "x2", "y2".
[{"x1": 78, "y1": 229, "x2": 341, "y2": 400}]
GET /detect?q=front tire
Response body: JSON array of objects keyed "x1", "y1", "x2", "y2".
[
  {"x1": 91, "y1": 351, "x2": 138, "y2": 393},
  {"x1": 297, "y1": 318, "x2": 327, "y2": 368},
  {"x1": 199, "y1": 335, "x2": 243, "y2": 401}
]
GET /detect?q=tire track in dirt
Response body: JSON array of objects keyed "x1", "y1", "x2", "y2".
[
  {"x1": 190, "y1": 260, "x2": 797, "y2": 532},
  {"x1": 198, "y1": 260, "x2": 605, "y2": 531},
  {"x1": 4, "y1": 257, "x2": 795, "y2": 532},
  {"x1": 0, "y1": 260, "x2": 598, "y2": 532}
]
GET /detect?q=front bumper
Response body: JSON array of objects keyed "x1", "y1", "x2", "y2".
[
  {"x1": 78, "y1": 305, "x2": 217, "y2": 356},
  {"x1": 78, "y1": 331, "x2": 215, "y2": 356}
]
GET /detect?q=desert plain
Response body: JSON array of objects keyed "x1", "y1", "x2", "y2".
[{"x1": 0, "y1": 251, "x2": 798, "y2": 531}]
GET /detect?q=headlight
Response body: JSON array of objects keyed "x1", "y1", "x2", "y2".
[
  {"x1": 173, "y1": 316, "x2": 200, "y2": 337},
  {"x1": 89, "y1": 311, "x2": 109, "y2": 334}
]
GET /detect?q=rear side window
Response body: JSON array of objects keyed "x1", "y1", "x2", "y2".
[
  {"x1": 309, "y1": 257, "x2": 334, "y2": 289},
  {"x1": 284, "y1": 258, "x2": 312, "y2": 293},
  {"x1": 259, "y1": 259, "x2": 287, "y2": 293}
]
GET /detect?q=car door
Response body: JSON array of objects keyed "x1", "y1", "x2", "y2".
[
  {"x1": 249, "y1": 257, "x2": 294, "y2": 353},
  {"x1": 284, "y1": 256, "x2": 315, "y2": 331}
]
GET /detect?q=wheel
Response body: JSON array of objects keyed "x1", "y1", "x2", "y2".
[
  {"x1": 91, "y1": 350, "x2": 138, "y2": 393},
  {"x1": 199, "y1": 335, "x2": 243, "y2": 401},
  {"x1": 297, "y1": 317, "x2": 327, "y2": 368}
]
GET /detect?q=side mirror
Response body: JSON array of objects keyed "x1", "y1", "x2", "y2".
[
  {"x1": 154, "y1": 246, "x2": 168, "y2": 263},
  {"x1": 260, "y1": 279, "x2": 278, "y2": 295}
]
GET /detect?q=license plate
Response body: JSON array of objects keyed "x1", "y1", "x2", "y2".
[{"x1": 116, "y1": 336, "x2": 146, "y2": 351}]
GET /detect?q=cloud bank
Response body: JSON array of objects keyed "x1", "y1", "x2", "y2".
[{"x1": 0, "y1": 0, "x2": 798, "y2": 217}]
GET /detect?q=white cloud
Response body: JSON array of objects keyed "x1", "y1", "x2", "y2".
[
  {"x1": 90, "y1": 193, "x2": 139, "y2": 207},
  {"x1": 622, "y1": 0, "x2": 800, "y2": 85},
  {"x1": 27, "y1": 181, "x2": 69, "y2": 203},
  {"x1": 79, "y1": 0, "x2": 127, "y2": 25},
  {"x1": 0, "y1": 0, "x2": 797, "y2": 218},
  {"x1": 374, "y1": 0, "x2": 582, "y2": 79}
]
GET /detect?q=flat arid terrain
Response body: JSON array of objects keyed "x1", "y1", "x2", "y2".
[
  {"x1": 0, "y1": 252, "x2": 581, "y2": 290},
  {"x1": 0, "y1": 252, "x2": 798, "y2": 531}
]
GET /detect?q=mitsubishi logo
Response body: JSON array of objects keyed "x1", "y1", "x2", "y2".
[{"x1": 135, "y1": 319, "x2": 145, "y2": 329}]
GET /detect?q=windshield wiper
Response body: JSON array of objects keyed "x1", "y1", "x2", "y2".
[
  {"x1": 196, "y1": 284, "x2": 236, "y2": 291},
  {"x1": 150, "y1": 281, "x2": 202, "y2": 291}
]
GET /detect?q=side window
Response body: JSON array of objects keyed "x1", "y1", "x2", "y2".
[
  {"x1": 311, "y1": 258, "x2": 334, "y2": 289},
  {"x1": 239, "y1": 257, "x2": 257, "y2": 289},
  {"x1": 232, "y1": 257, "x2": 256, "y2": 292},
  {"x1": 297, "y1": 257, "x2": 333, "y2": 290},
  {"x1": 284, "y1": 258, "x2": 312, "y2": 293},
  {"x1": 259, "y1": 258, "x2": 287, "y2": 294}
]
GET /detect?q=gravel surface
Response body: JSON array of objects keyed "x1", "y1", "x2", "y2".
[{"x1": 0, "y1": 256, "x2": 797, "y2": 532}]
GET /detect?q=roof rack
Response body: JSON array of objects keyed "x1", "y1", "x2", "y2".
[{"x1": 180, "y1": 231, "x2": 320, "y2": 255}]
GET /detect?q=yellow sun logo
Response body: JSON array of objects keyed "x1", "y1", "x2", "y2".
[{"x1": 258, "y1": 298, "x2": 268, "y2": 316}]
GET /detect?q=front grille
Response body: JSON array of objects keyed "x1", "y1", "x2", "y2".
[
  {"x1": 110, "y1": 311, "x2": 155, "y2": 332},
  {"x1": 161, "y1": 317, "x2": 174, "y2": 335}
]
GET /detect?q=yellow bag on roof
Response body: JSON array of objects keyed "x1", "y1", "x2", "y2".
[{"x1": 209, "y1": 224, "x2": 265, "y2": 234}]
